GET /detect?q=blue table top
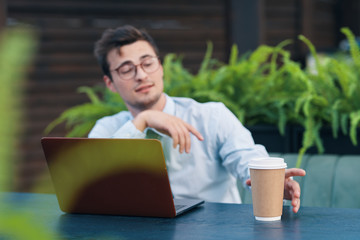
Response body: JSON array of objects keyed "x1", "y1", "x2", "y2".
[{"x1": 1, "y1": 192, "x2": 359, "y2": 240}]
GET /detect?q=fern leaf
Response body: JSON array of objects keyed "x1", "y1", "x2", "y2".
[
  {"x1": 296, "y1": 147, "x2": 307, "y2": 168},
  {"x1": 276, "y1": 102, "x2": 288, "y2": 136},
  {"x1": 313, "y1": 122, "x2": 324, "y2": 153},
  {"x1": 341, "y1": 27, "x2": 360, "y2": 68},
  {"x1": 44, "y1": 103, "x2": 123, "y2": 135},
  {"x1": 331, "y1": 105, "x2": 339, "y2": 138},
  {"x1": 299, "y1": 35, "x2": 324, "y2": 78},
  {"x1": 65, "y1": 121, "x2": 96, "y2": 137},
  {"x1": 77, "y1": 86, "x2": 101, "y2": 104},
  {"x1": 270, "y1": 39, "x2": 292, "y2": 75},
  {"x1": 229, "y1": 44, "x2": 238, "y2": 66},
  {"x1": 248, "y1": 45, "x2": 274, "y2": 74},
  {"x1": 198, "y1": 41, "x2": 213, "y2": 75},
  {"x1": 350, "y1": 111, "x2": 360, "y2": 145},
  {"x1": 340, "y1": 113, "x2": 349, "y2": 135}
]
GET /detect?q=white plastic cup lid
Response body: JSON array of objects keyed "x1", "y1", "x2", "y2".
[{"x1": 248, "y1": 157, "x2": 287, "y2": 169}]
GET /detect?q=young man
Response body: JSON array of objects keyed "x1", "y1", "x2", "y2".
[{"x1": 89, "y1": 25, "x2": 306, "y2": 213}]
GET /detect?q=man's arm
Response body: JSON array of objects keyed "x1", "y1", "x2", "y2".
[
  {"x1": 132, "y1": 110, "x2": 204, "y2": 153},
  {"x1": 88, "y1": 113, "x2": 146, "y2": 139},
  {"x1": 212, "y1": 103, "x2": 306, "y2": 212}
]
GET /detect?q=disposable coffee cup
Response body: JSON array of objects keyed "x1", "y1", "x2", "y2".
[{"x1": 248, "y1": 157, "x2": 287, "y2": 221}]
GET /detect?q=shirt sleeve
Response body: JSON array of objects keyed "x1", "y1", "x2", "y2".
[
  {"x1": 88, "y1": 118, "x2": 146, "y2": 139},
  {"x1": 215, "y1": 103, "x2": 269, "y2": 189}
]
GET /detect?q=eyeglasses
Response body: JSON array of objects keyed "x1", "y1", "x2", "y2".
[{"x1": 111, "y1": 56, "x2": 160, "y2": 80}]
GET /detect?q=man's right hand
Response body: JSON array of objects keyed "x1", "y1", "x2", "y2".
[{"x1": 132, "y1": 110, "x2": 204, "y2": 154}]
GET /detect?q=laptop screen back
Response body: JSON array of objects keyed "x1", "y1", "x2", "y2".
[{"x1": 41, "y1": 137, "x2": 177, "y2": 217}]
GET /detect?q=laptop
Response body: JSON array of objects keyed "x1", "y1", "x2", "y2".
[{"x1": 41, "y1": 137, "x2": 204, "y2": 218}]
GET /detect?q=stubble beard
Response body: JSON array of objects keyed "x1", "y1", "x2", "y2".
[{"x1": 126, "y1": 91, "x2": 163, "y2": 112}]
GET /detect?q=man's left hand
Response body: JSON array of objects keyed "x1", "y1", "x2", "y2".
[{"x1": 283, "y1": 168, "x2": 306, "y2": 213}]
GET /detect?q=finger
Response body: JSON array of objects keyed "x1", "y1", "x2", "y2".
[
  {"x1": 177, "y1": 121, "x2": 199, "y2": 153},
  {"x1": 176, "y1": 123, "x2": 187, "y2": 154},
  {"x1": 246, "y1": 179, "x2": 251, "y2": 186},
  {"x1": 293, "y1": 188, "x2": 301, "y2": 199},
  {"x1": 184, "y1": 123, "x2": 204, "y2": 141},
  {"x1": 175, "y1": 121, "x2": 191, "y2": 153},
  {"x1": 173, "y1": 121, "x2": 190, "y2": 154},
  {"x1": 285, "y1": 168, "x2": 306, "y2": 178},
  {"x1": 292, "y1": 198, "x2": 301, "y2": 213},
  {"x1": 284, "y1": 179, "x2": 301, "y2": 213},
  {"x1": 183, "y1": 127, "x2": 192, "y2": 154},
  {"x1": 168, "y1": 127, "x2": 180, "y2": 150},
  {"x1": 284, "y1": 178, "x2": 301, "y2": 200}
]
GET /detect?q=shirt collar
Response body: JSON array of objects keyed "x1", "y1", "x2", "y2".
[{"x1": 162, "y1": 94, "x2": 176, "y2": 115}]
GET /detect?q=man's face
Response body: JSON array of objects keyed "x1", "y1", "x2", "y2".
[{"x1": 105, "y1": 40, "x2": 164, "y2": 112}]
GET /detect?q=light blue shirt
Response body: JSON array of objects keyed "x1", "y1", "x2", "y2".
[{"x1": 88, "y1": 94, "x2": 269, "y2": 203}]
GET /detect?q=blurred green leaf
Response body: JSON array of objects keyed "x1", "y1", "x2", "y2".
[{"x1": 0, "y1": 26, "x2": 58, "y2": 239}]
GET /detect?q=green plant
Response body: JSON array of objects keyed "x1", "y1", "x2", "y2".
[
  {"x1": 0, "y1": 27, "x2": 32, "y2": 191},
  {"x1": 45, "y1": 86, "x2": 127, "y2": 137},
  {"x1": 45, "y1": 28, "x2": 360, "y2": 168},
  {"x1": 294, "y1": 28, "x2": 360, "y2": 166},
  {"x1": 0, "y1": 26, "x2": 58, "y2": 239}
]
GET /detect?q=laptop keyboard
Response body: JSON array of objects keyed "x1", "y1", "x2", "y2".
[{"x1": 175, "y1": 205, "x2": 186, "y2": 211}]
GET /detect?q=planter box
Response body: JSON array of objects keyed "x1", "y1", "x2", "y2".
[
  {"x1": 247, "y1": 125, "x2": 292, "y2": 153},
  {"x1": 247, "y1": 125, "x2": 360, "y2": 155}
]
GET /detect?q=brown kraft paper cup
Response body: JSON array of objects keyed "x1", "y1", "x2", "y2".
[{"x1": 249, "y1": 157, "x2": 287, "y2": 221}]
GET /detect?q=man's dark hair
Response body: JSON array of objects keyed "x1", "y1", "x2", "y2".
[{"x1": 94, "y1": 25, "x2": 159, "y2": 81}]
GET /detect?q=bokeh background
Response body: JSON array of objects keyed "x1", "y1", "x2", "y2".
[{"x1": 1, "y1": 0, "x2": 360, "y2": 193}]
